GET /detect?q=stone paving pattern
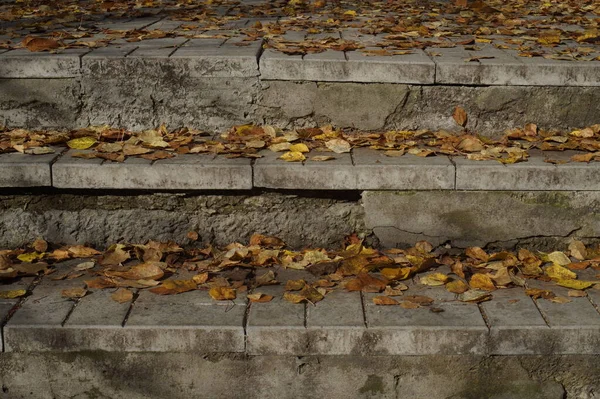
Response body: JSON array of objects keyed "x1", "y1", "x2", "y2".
[
  {"x1": 1, "y1": 261, "x2": 599, "y2": 355},
  {"x1": 4, "y1": 147, "x2": 600, "y2": 191}
]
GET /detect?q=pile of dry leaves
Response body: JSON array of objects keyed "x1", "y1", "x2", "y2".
[{"x1": 0, "y1": 233, "x2": 599, "y2": 308}]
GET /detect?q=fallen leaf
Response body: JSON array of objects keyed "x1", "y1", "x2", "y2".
[
  {"x1": 568, "y1": 290, "x2": 587, "y2": 297},
  {"x1": 107, "y1": 262, "x2": 165, "y2": 280},
  {"x1": 192, "y1": 272, "x2": 209, "y2": 284},
  {"x1": 420, "y1": 272, "x2": 449, "y2": 286},
  {"x1": 0, "y1": 289, "x2": 26, "y2": 299},
  {"x1": 325, "y1": 139, "x2": 351, "y2": 154},
  {"x1": 465, "y1": 247, "x2": 489, "y2": 262},
  {"x1": 404, "y1": 295, "x2": 434, "y2": 306},
  {"x1": 381, "y1": 267, "x2": 412, "y2": 281},
  {"x1": 67, "y1": 137, "x2": 96, "y2": 150},
  {"x1": 373, "y1": 296, "x2": 399, "y2": 305},
  {"x1": 68, "y1": 245, "x2": 101, "y2": 258},
  {"x1": 446, "y1": 279, "x2": 469, "y2": 294},
  {"x1": 111, "y1": 288, "x2": 133, "y2": 303},
  {"x1": 525, "y1": 288, "x2": 555, "y2": 300},
  {"x1": 209, "y1": 286, "x2": 236, "y2": 301},
  {"x1": 249, "y1": 233, "x2": 285, "y2": 248},
  {"x1": 555, "y1": 279, "x2": 595, "y2": 290},
  {"x1": 400, "y1": 301, "x2": 421, "y2": 309},
  {"x1": 470, "y1": 274, "x2": 496, "y2": 291},
  {"x1": 17, "y1": 252, "x2": 44, "y2": 263},
  {"x1": 569, "y1": 240, "x2": 587, "y2": 261},
  {"x1": 289, "y1": 143, "x2": 309, "y2": 153},
  {"x1": 279, "y1": 151, "x2": 305, "y2": 162},
  {"x1": 549, "y1": 296, "x2": 572, "y2": 304},
  {"x1": 459, "y1": 289, "x2": 492, "y2": 303},
  {"x1": 187, "y1": 231, "x2": 199, "y2": 241},
  {"x1": 150, "y1": 280, "x2": 197, "y2": 295},
  {"x1": 23, "y1": 36, "x2": 61, "y2": 52},
  {"x1": 285, "y1": 279, "x2": 306, "y2": 291},
  {"x1": 547, "y1": 251, "x2": 571, "y2": 266},
  {"x1": 248, "y1": 293, "x2": 274, "y2": 303},
  {"x1": 453, "y1": 106, "x2": 468, "y2": 127},
  {"x1": 546, "y1": 264, "x2": 577, "y2": 280},
  {"x1": 61, "y1": 287, "x2": 87, "y2": 299},
  {"x1": 32, "y1": 238, "x2": 48, "y2": 253},
  {"x1": 74, "y1": 261, "x2": 95, "y2": 271},
  {"x1": 310, "y1": 155, "x2": 335, "y2": 162}
]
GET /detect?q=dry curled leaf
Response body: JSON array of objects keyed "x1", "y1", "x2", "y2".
[
  {"x1": 61, "y1": 287, "x2": 87, "y2": 299},
  {"x1": 373, "y1": 296, "x2": 399, "y2": 305},
  {"x1": 209, "y1": 286, "x2": 236, "y2": 301},
  {"x1": 452, "y1": 106, "x2": 468, "y2": 128},
  {"x1": 247, "y1": 293, "x2": 274, "y2": 303},
  {"x1": 150, "y1": 280, "x2": 197, "y2": 295},
  {"x1": 111, "y1": 288, "x2": 133, "y2": 304}
]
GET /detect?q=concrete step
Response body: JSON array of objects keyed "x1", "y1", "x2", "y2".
[
  {"x1": 1, "y1": 260, "x2": 599, "y2": 356},
  {"x1": 1, "y1": 35, "x2": 599, "y2": 136},
  {"x1": 2, "y1": 147, "x2": 599, "y2": 191},
  {"x1": 0, "y1": 257, "x2": 598, "y2": 398}
]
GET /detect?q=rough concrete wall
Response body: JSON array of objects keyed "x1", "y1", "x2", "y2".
[
  {"x1": 363, "y1": 191, "x2": 600, "y2": 251},
  {"x1": 257, "y1": 81, "x2": 600, "y2": 137},
  {"x1": 1, "y1": 352, "x2": 597, "y2": 398},
  {"x1": 2, "y1": 76, "x2": 599, "y2": 136},
  {"x1": 0, "y1": 192, "x2": 365, "y2": 249}
]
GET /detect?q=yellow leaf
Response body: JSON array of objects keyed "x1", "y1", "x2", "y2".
[
  {"x1": 555, "y1": 279, "x2": 595, "y2": 290},
  {"x1": 279, "y1": 151, "x2": 305, "y2": 162},
  {"x1": 67, "y1": 137, "x2": 96, "y2": 150},
  {"x1": 568, "y1": 240, "x2": 587, "y2": 261},
  {"x1": 289, "y1": 143, "x2": 309, "y2": 153},
  {"x1": 420, "y1": 272, "x2": 448, "y2": 286},
  {"x1": 446, "y1": 279, "x2": 469, "y2": 294},
  {"x1": 547, "y1": 251, "x2": 571, "y2": 266},
  {"x1": 0, "y1": 289, "x2": 26, "y2": 299},
  {"x1": 469, "y1": 274, "x2": 496, "y2": 291},
  {"x1": 381, "y1": 267, "x2": 412, "y2": 281},
  {"x1": 545, "y1": 264, "x2": 577, "y2": 280},
  {"x1": 209, "y1": 286, "x2": 236, "y2": 301},
  {"x1": 17, "y1": 252, "x2": 44, "y2": 263}
]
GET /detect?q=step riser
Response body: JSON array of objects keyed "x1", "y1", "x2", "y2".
[
  {"x1": 2, "y1": 77, "x2": 599, "y2": 137},
  {"x1": 0, "y1": 353, "x2": 591, "y2": 399},
  {"x1": 1, "y1": 191, "x2": 599, "y2": 251}
]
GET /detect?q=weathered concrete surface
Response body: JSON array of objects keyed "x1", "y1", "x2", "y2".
[
  {"x1": 0, "y1": 192, "x2": 365, "y2": 249},
  {"x1": 1, "y1": 352, "x2": 596, "y2": 399},
  {"x1": 0, "y1": 78, "x2": 82, "y2": 128},
  {"x1": 363, "y1": 191, "x2": 600, "y2": 250},
  {"x1": 258, "y1": 82, "x2": 600, "y2": 136}
]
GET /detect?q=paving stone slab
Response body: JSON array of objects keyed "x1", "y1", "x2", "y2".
[
  {"x1": 3, "y1": 261, "x2": 87, "y2": 352},
  {"x1": 363, "y1": 301, "x2": 488, "y2": 355},
  {"x1": 482, "y1": 289, "x2": 554, "y2": 355},
  {"x1": 305, "y1": 290, "x2": 367, "y2": 355},
  {"x1": 454, "y1": 151, "x2": 600, "y2": 191},
  {"x1": 246, "y1": 283, "x2": 307, "y2": 355},
  {"x1": 170, "y1": 39, "x2": 261, "y2": 77},
  {"x1": 124, "y1": 289, "x2": 245, "y2": 352},
  {"x1": 254, "y1": 149, "x2": 355, "y2": 190},
  {"x1": 52, "y1": 151, "x2": 253, "y2": 190},
  {"x1": 0, "y1": 48, "x2": 87, "y2": 78},
  {"x1": 260, "y1": 48, "x2": 435, "y2": 83},
  {"x1": 352, "y1": 148, "x2": 455, "y2": 190},
  {"x1": 0, "y1": 150, "x2": 61, "y2": 187},
  {"x1": 527, "y1": 279, "x2": 600, "y2": 355}
]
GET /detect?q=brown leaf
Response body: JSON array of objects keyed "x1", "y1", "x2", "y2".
[
  {"x1": 150, "y1": 280, "x2": 197, "y2": 295},
  {"x1": 249, "y1": 233, "x2": 285, "y2": 248},
  {"x1": 187, "y1": 231, "x2": 199, "y2": 241},
  {"x1": 106, "y1": 262, "x2": 165, "y2": 281},
  {"x1": 453, "y1": 106, "x2": 468, "y2": 127},
  {"x1": 61, "y1": 287, "x2": 87, "y2": 299},
  {"x1": 571, "y1": 153, "x2": 595, "y2": 163},
  {"x1": 285, "y1": 279, "x2": 306, "y2": 291},
  {"x1": 400, "y1": 300, "x2": 421, "y2": 309},
  {"x1": 32, "y1": 238, "x2": 48, "y2": 253},
  {"x1": 459, "y1": 289, "x2": 492, "y2": 303},
  {"x1": 405, "y1": 295, "x2": 434, "y2": 306},
  {"x1": 192, "y1": 272, "x2": 209, "y2": 285},
  {"x1": 373, "y1": 296, "x2": 399, "y2": 305},
  {"x1": 465, "y1": 247, "x2": 489, "y2": 262},
  {"x1": 569, "y1": 240, "x2": 587, "y2": 261},
  {"x1": 111, "y1": 288, "x2": 133, "y2": 303},
  {"x1": 23, "y1": 36, "x2": 61, "y2": 52},
  {"x1": 525, "y1": 288, "x2": 555, "y2": 300},
  {"x1": 99, "y1": 246, "x2": 130, "y2": 266},
  {"x1": 68, "y1": 245, "x2": 101, "y2": 258}
]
